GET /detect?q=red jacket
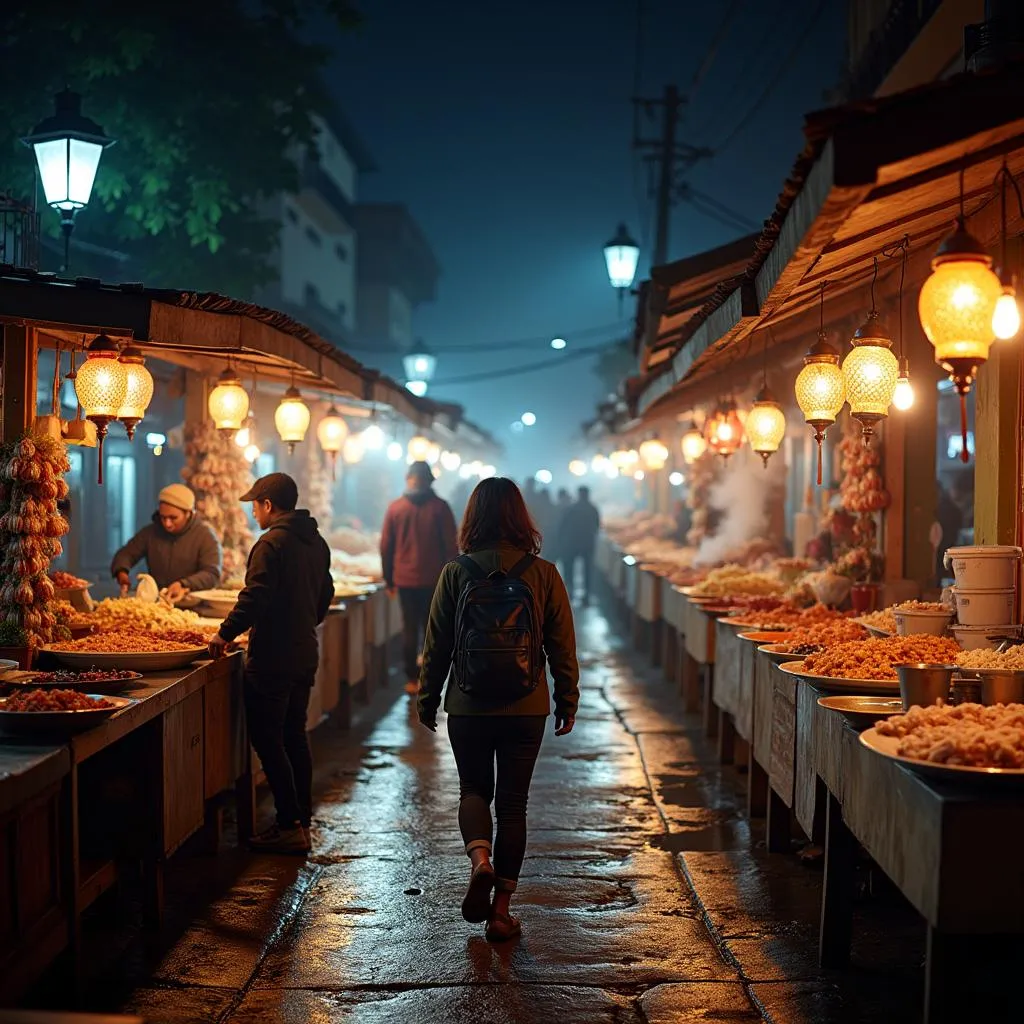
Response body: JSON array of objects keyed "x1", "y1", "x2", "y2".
[{"x1": 380, "y1": 490, "x2": 458, "y2": 589}]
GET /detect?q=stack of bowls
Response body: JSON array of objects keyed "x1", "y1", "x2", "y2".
[{"x1": 946, "y1": 545, "x2": 1022, "y2": 649}]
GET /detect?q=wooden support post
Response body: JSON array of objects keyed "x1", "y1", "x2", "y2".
[
  {"x1": 1, "y1": 324, "x2": 37, "y2": 441},
  {"x1": 819, "y1": 792, "x2": 856, "y2": 969},
  {"x1": 747, "y1": 750, "x2": 768, "y2": 818},
  {"x1": 766, "y1": 788, "x2": 791, "y2": 853},
  {"x1": 702, "y1": 668, "x2": 717, "y2": 738},
  {"x1": 975, "y1": 340, "x2": 1021, "y2": 548},
  {"x1": 716, "y1": 710, "x2": 735, "y2": 764},
  {"x1": 681, "y1": 653, "x2": 700, "y2": 712}
]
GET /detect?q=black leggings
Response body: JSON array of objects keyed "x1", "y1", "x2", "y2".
[{"x1": 447, "y1": 715, "x2": 546, "y2": 889}]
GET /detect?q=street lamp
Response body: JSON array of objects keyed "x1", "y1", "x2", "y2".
[
  {"x1": 403, "y1": 341, "x2": 437, "y2": 396},
  {"x1": 22, "y1": 89, "x2": 115, "y2": 272},
  {"x1": 604, "y1": 223, "x2": 640, "y2": 313}
]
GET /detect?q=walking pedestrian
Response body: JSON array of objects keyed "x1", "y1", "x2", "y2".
[
  {"x1": 559, "y1": 485, "x2": 601, "y2": 604},
  {"x1": 552, "y1": 487, "x2": 572, "y2": 573},
  {"x1": 418, "y1": 477, "x2": 579, "y2": 942},
  {"x1": 380, "y1": 461, "x2": 459, "y2": 694},
  {"x1": 208, "y1": 473, "x2": 333, "y2": 855}
]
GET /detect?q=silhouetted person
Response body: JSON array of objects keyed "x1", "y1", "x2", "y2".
[
  {"x1": 935, "y1": 483, "x2": 964, "y2": 582},
  {"x1": 559, "y1": 486, "x2": 600, "y2": 603},
  {"x1": 552, "y1": 488, "x2": 573, "y2": 570}
]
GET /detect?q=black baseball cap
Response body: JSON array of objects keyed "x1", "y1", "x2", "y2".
[{"x1": 240, "y1": 472, "x2": 298, "y2": 511}]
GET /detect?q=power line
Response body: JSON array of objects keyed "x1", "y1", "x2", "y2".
[
  {"x1": 712, "y1": 0, "x2": 829, "y2": 156},
  {"x1": 682, "y1": 184, "x2": 761, "y2": 232},
  {"x1": 430, "y1": 338, "x2": 622, "y2": 388},
  {"x1": 686, "y1": 0, "x2": 746, "y2": 106}
]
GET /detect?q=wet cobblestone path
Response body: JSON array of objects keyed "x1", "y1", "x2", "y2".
[{"x1": 62, "y1": 604, "x2": 924, "y2": 1022}]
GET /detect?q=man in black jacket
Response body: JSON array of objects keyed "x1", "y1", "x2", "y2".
[{"x1": 209, "y1": 473, "x2": 333, "y2": 855}]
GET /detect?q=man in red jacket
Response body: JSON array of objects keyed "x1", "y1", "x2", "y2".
[{"x1": 380, "y1": 461, "x2": 458, "y2": 694}]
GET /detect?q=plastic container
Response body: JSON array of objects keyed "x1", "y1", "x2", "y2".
[
  {"x1": 945, "y1": 545, "x2": 1022, "y2": 590},
  {"x1": 951, "y1": 587, "x2": 1016, "y2": 626},
  {"x1": 951, "y1": 623, "x2": 1021, "y2": 651},
  {"x1": 893, "y1": 608, "x2": 953, "y2": 636}
]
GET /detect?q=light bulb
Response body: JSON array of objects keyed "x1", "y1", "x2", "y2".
[
  {"x1": 893, "y1": 374, "x2": 915, "y2": 411},
  {"x1": 993, "y1": 288, "x2": 1021, "y2": 340},
  {"x1": 387, "y1": 441, "x2": 404, "y2": 461},
  {"x1": 243, "y1": 443, "x2": 261, "y2": 463},
  {"x1": 235, "y1": 426, "x2": 250, "y2": 448}
]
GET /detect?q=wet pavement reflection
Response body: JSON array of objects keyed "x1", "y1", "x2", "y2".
[{"x1": 46, "y1": 602, "x2": 930, "y2": 1021}]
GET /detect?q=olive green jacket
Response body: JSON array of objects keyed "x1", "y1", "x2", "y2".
[{"x1": 417, "y1": 544, "x2": 580, "y2": 719}]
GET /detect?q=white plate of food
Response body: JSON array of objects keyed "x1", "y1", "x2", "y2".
[
  {"x1": 817, "y1": 695, "x2": 904, "y2": 724},
  {"x1": 0, "y1": 691, "x2": 135, "y2": 736},
  {"x1": 778, "y1": 660, "x2": 900, "y2": 695},
  {"x1": 860, "y1": 726, "x2": 1024, "y2": 784},
  {"x1": 758, "y1": 643, "x2": 809, "y2": 665},
  {"x1": 1, "y1": 668, "x2": 143, "y2": 694},
  {"x1": 40, "y1": 646, "x2": 207, "y2": 673},
  {"x1": 188, "y1": 589, "x2": 240, "y2": 617}
]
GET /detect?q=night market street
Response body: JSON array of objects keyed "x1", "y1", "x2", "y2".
[{"x1": 28, "y1": 601, "x2": 932, "y2": 1024}]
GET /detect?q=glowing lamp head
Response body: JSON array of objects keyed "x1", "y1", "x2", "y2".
[
  {"x1": 440, "y1": 450, "x2": 462, "y2": 472},
  {"x1": 680, "y1": 420, "x2": 707, "y2": 464},
  {"x1": 638, "y1": 436, "x2": 669, "y2": 470},
  {"x1": 362, "y1": 423, "x2": 386, "y2": 450},
  {"x1": 842, "y1": 310, "x2": 899, "y2": 443},
  {"x1": 591, "y1": 454, "x2": 608, "y2": 473},
  {"x1": 746, "y1": 386, "x2": 787, "y2": 467},
  {"x1": 387, "y1": 441, "x2": 404, "y2": 461},
  {"x1": 993, "y1": 285, "x2": 1021, "y2": 340},
  {"x1": 316, "y1": 407, "x2": 348, "y2": 479},
  {"x1": 568, "y1": 459, "x2": 587, "y2": 477},
  {"x1": 893, "y1": 358, "x2": 915, "y2": 411},
  {"x1": 795, "y1": 331, "x2": 845, "y2": 485},
  {"x1": 342, "y1": 432, "x2": 365, "y2": 464},
  {"x1": 704, "y1": 400, "x2": 744, "y2": 459},
  {"x1": 274, "y1": 385, "x2": 311, "y2": 452},
  {"x1": 115, "y1": 345, "x2": 154, "y2": 440},
  {"x1": 603, "y1": 222, "x2": 640, "y2": 290},
  {"x1": 403, "y1": 345, "x2": 436, "y2": 383},
  {"x1": 208, "y1": 368, "x2": 250, "y2": 432},
  {"x1": 407, "y1": 435, "x2": 432, "y2": 461},
  {"x1": 74, "y1": 333, "x2": 129, "y2": 484}
]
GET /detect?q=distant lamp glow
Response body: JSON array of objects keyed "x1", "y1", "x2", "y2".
[
  {"x1": 609, "y1": 448, "x2": 639, "y2": 469},
  {"x1": 638, "y1": 436, "x2": 669, "y2": 470},
  {"x1": 704, "y1": 399, "x2": 744, "y2": 460},
  {"x1": 458, "y1": 463, "x2": 474, "y2": 479},
  {"x1": 441, "y1": 450, "x2": 462, "y2": 472},
  {"x1": 993, "y1": 287, "x2": 1021, "y2": 340},
  {"x1": 521, "y1": 411, "x2": 537, "y2": 427},
  {"x1": 604, "y1": 462, "x2": 620, "y2": 479},
  {"x1": 893, "y1": 360, "x2": 915, "y2": 411},
  {"x1": 842, "y1": 309, "x2": 899, "y2": 444},
  {"x1": 342, "y1": 432, "x2": 365, "y2": 465},
  {"x1": 235, "y1": 424, "x2": 251, "y2": 448},
  {"x1": 387, "y1": 441, "x2": 404, "y2": 461},
  {"x1": 408, "y1": 435, "x2": 432, "y2": 461},
  {"x1": 745, "y1": 386, "x2": 787, "y2": 467},
  {"x1": 405, "y1": 379, "x2": 428, "y2": 397},
  {"x1": 274, "y1": 385, "x2": 311, "y2": 453},
  {"x1": 116, "y1": 345, "x2": 154, "y2": 440},
  {"x1": 403, "y1": 342, "x2": 437, "y2": 385},
  {"x1": 535, "y1": 469, "x2": 553, "y2": 485},
  {"x1": 604, "y1": 223, "x2": 640, "y2": 290},
  {"x1": 362, "y1": 423, "x2": 386, "y2": 449},
  {"x1": 425, "y1": 441, "x2": 441, "y2": 465},
  {"x1": 633, "y1": 469, "x2": 645, "y2": 482},
  {"x1": 243, "y1": 443, "x2": 261, "y2": 464},
  {"x1": 317, "y1": 406, "x2": 349, "y2": 480},
  {"x1": 480, "y1": 464, "x2": 496, "y2": 479},
  {"x1": 591, "y1": 454, "x2": 608, "y2": 473},
  {"x1": 74, "y1": 333, "x2": 129, "y2": 484},
  {"x1": 568, "y1": 459, "x2": 587, "y2": 476},
  {"x1": 208, "y1": 368, "x2": 250, "y2": 432},
  {"x1": 550, "y1": 337, "x2": 567, "y2": 350},
  {"x1": 669, "y1": 471, "x2": 684, "y2": 487},
  {"x1": 680, "y1": 420, "x2": 707, "y2": 464}
]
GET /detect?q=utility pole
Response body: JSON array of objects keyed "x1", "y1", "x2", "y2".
[{"x1": 633, "y1": 85, "x2": 712, "y2": 267}]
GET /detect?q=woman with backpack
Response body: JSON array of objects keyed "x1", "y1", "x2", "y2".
[{"x1": 417, "y1": 477, "x2": 580, "y2": 941}]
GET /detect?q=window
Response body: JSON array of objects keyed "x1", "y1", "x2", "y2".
[
  {"x1": 335, "y1": 242, "x2": 348, "y2": 262},
  {"x1": 305, "y1": 225, "x2": 322, "y2": 246},
  {"x1": 286, "y1": 206, "x2": 299, "y2": 225},
  {"x1": 105, "y1": 455, "x2": 137, "y2": 551}
]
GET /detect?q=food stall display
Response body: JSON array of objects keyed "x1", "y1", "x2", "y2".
[
  {"x1": 0, "y1": 435, "x2": 71, "y2": 654},
  {"x1": 181, "y1": 421, "x2": 254, "y2": 581},
  {"x1": 690, "y1": 566, "x2": 786, "y2": 598},
  {"x1": 799, "y1": 634, "x2": 960, "y2": 680},
  {"x1": 88, "y1": 596, "x2": 203, "y2": 632}
]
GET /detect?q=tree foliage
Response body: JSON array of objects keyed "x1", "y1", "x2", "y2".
[{"x1": 0, "y1": 0, "x2": 360, "y2": 295}]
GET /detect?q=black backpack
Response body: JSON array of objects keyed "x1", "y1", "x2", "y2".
[{"x1": 452, "y1": 553, "x2": 541, "y2": 702}]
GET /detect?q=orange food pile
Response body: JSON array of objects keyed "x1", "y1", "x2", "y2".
[
  {"x1": 48, "y1": 630, "x2": 202, "y2": 653},
  {"x1": 50, "y1": 570, "x2": 89, "y2": 589},
  {"x1": 802, "y1": 634, "x2": 960, "y2": 681},
  {"x1": 780, "y1": 620, "x2": 869, "y2": 651},
  {"x1": 4, "y1": 688, "x2": 113, "y2": 712},
  {"x1": 730, "y1": 602, "x2": 843, "y2": 629}
]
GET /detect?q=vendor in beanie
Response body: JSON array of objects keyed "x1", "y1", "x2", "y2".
[{"x1": 111, "y1": 483, "x2": 223, "y2": 602}]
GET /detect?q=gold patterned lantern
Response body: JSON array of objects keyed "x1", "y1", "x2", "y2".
[
  {"x1": 116, "y1": 345, "x2": 154, "y2": 440},
  {"x1": 704, "y1": 399, "x2": 744, "y2": 460},
  {"x1": 680, "y1": 420, "x2": 707, "y2": 464},
  {"x1": 208, "y1": 368, "x2": 249, "y2": 432},
  {"x1": 274, "y1": 385, "x2": 310, "y2": 453},
  {"x1": 841, "y1": 309, "x2": 899, "y2": 445},
  {"x1": 638, "y1": 436, "x2": 669, "y2": 471},
  {"x1": 316, "y1": 405, "x2": 348, "y2": 479},
  {"x1": 75, "y1": 333, "x2": 129, "y2": 484},
  {"x1": 746, "y1": 386, "x2": 786, "y2": 467},
  {"x1": 795, "y1": 316, "x2": 846, "y2": 486}
]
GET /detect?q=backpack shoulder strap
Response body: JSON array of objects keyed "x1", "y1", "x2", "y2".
[
  {"x1": 456, "y1": 554, "x2": 486, "y2": 580},
  {"x1": 505, "y1": 554, "x2": 536, "y2": 580}
]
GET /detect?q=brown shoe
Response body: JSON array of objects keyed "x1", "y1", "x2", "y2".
[
  {"x1": 485, "y1": 912, "x2": 522, "y2": 942},
  {"x1": 248, "y1": 824, "x2": 310, "y2": 855},
  {"x1": 461, "y1": 861, "x2": 496, "y2": 923}
]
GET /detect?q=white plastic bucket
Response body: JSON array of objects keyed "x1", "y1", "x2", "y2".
[
  {"x1": 951, "y1": 623, "x2": 1021, "y2": 651},
  {"x1": 952, "y1": 587, "x2": 1016, "y2": 626},
  {"x1": 944, "y1": 545, "x2": 1021, "y2": 590},
  {"x1": 893, "y1": 608, "x2": 953, "y2": 637}
]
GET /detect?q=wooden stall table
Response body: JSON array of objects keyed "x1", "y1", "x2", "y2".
[
  {"x1": 635, "y1": 567, "x2": 663, "y2": 666},
  {"x1": 366, "y1": 586, "x2": 390, "y2": 691},
  {"x1": 313, "y1": 606, "x2": 346, "y2": 728},
  {"x1": 712, "y1": 619, "x2": 743, "y2": 764},
  {"x1": 793, "y1": 679, "x2": 825, "y2": 843},
  {"x1": 812, "y1": 697, "x2": 1024, "y2": 1023},
  {"x1": 682, "y1": 598, "x2": 716, "y2": 730},
  {"x1": 345, "y1": 596, "x2": 369, "y2": 704},
  {"x1": 386, "y1": 588, "x2": 402, "y2": 672},
  {"x1": 622, "y1": 557, "x2": 640, "y2": 648},
  {"x1": 661, "y1": 582, "x2": 681, "y2": 686},
  {"x1": 752, "y1": 650, "x2": 791, "y2": 846}
]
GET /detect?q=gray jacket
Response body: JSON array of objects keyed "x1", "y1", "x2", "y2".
[{"x1": 111, "y1": 512, "x2": 222, "y2": 592}]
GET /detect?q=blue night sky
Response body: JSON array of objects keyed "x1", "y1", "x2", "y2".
[{"x1": 327, "y1": 0, "x2": 846, "y2": 478}]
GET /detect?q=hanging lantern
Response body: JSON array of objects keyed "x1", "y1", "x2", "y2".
[
  {"x1": 610, "y1": 448, "x2": 639, "y2": 469},
  {"x1": 746, "y1": 386, "x2": 787, "y2": 467},
  {"x1": 235, "y1": 413, "x2": 255, "y2": 449},
  {"x1": 638, "y1": 436, "x2": 669, "y2": 470},
  {"x1": 568, "y1": 459, "x2": 587, "y2": 476},
  {"x1": 993, "y1": 165, "x2": 1021, "y2": 341},
  {"x1": 74, "y1": 333, "x2": 128, "y2": 484},
  {"x1": 316, "y1": 406, "x2": 348, "y2": 480},
  {"x1": 208, "y1": 368, "x2": 249, "y2": 432},
  {"x1": 274, "y1": 385, "x2": 311, "y2": 453},
  {"x1": 704, "y1": 399, "x2": 744, "y2": 460},
  {"x1": 919, "y1": 218, "x2": 1002, "y2": 463},
  {"x1": 115, "y1": 345, "x2": 154, "y2": 440},
  {"x1": 680, "y1": 420, "x2": 707, "y2": 464},
  {"x1": 591, "y1": 454, "x2": 608, "y2": 473},
  {"x1": 408, "y1": 435, "x2": 432, "y2": 461},
  {"x1": 425, "y1": 441, "x2": 441, "y2": 465},
  {"x1": 841, "y1": 309, "x2": 899, "y2": 445},
  {"x1": 440, "y1": 450, "x2": 462, "y2": 472},
  {"x1": 795, "y1": 330, "x2": 846, "y2": 486},
  {"x1": 342, "y1": 432, "x2": 365, "y2": 464}
]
